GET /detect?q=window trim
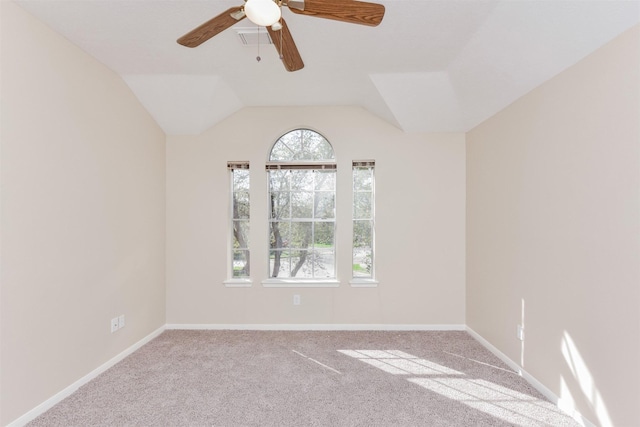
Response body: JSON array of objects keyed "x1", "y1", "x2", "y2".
[
  {"x1": 224, "y1": 278, "x2": 253, "y2": 288},
  {"x1": 261, "y1": 278, "x2": 340, "y2": 288},
  {"x1": 226, "y1": 161, "x2": 252, "y2": 286},
  {"x1": 351, "y1": 160, "x2": 376, "y2": 285},
  {"x1": 266, "y1": 167, "x2": 338, "y2": 282},
  {"x1": 349, "y1": 278, "x2": 379, "y2": 287},
  {"x1": 266, "y1": 129, "x2": 337, "y2": 283}
]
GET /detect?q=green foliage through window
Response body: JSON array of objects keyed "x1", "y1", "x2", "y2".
[
  {"x1": 353, "y1": 162, "x2": 375, "y2": 278},
  {"x1": 267, "y1": 130, "x2": 336, "y2": 279},
  {"x1": 229, "y1": 163, "x2": 250, "y2": 278}
]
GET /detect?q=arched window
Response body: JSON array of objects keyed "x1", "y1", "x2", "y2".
[
  {"x1": 269, "y1": 129, "x2": 335, "y2": 162},
  {"x1": 266, "y1": 129, "x2": 336, "y2": 280}
]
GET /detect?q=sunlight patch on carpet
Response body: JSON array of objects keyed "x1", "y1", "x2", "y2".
[
  {"x1": 410, "y1": 377, "x2": 569, "y2": 427},
  {"x1": 337, "y1": 350, "x2": 463, "y2": 376},
  {"x1": 339, "y1": 349, "x2": 570, "y2": 427}
]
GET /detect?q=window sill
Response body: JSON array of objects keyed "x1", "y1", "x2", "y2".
[
  {"x1": 261, "y1": 279, "x2": 340, "y2": 288},
  {"x1": 349, "y1": 278, "x2": 379, "y2": 287},
  {"x1": 224, "y1": 279, "x2": 253, "y2": 288}
]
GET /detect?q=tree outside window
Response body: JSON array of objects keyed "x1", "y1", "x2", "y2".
[
  {"x1": 229, "y1": 162, "x2": 250, "y2": 278},
  {"x1": 267, "y1": 130, "x2": 336, "y2": 279},
  {"x1": 353, "y1": 161, "x2": 375, "y2": 279}
]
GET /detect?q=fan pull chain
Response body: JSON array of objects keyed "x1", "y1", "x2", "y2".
[{"x1": 256, "y1": 25, "x2": 261, "y2": 62}]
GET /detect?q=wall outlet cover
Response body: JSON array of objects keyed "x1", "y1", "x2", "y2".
[{"x1": 111, "y1": 317, "x2": 119, "y2": 333}]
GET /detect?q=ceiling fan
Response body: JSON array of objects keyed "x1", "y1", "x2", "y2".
[{"x1": 177, "y1": 0, "x2": 385, "y2": 72}]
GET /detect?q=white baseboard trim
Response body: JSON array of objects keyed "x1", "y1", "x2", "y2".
[
  {"x1": 166, "y1": 323, "x2": 467, "y2": 331},
  {"x1": 466, "y1": 326, "x2": 596, "y2": 427},
  {"x1": 7, "y1": 325, "x2": 166, "y2": 427}
]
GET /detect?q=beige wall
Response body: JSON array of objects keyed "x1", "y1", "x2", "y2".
[
  {"x1": 5, "y1": 1, "x2": 637, "y2": 425},
  {"x1": 0, "y1": 3, "x2": 166, "y2": 424},
  {"x1": 166, "y1": 106, "x2": 466, "y2": 326},
  {"x1": 466, "y1": 25, "x2": 640, "y2": 427}
]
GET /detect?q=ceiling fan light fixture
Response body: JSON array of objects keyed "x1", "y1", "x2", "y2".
[{"x1": 244, "y1": 0, "x2": 281, "y2": 27}]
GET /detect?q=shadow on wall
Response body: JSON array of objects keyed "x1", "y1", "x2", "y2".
[{"x1": 559, "y1": 331, "x2": 612, "y2": 427}]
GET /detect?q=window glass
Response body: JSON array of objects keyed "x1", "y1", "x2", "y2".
[
  {"x1": 353, "y1": 162, "x2": 375, "y2": 278},
  {"x1": 268, "y1": 130, "x2": 336, "y2": 279},
  {"x1": 270, "y1": 129, "x2": 334, "y2": 162},
  {"x1": 230, "y1": 164, "x2": 250, "y2": 278}
]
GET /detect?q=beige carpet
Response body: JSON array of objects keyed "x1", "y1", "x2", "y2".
[{"x1": 28, "y1": 330, "x2": 579, "y2": 426}]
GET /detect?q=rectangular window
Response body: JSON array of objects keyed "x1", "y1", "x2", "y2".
[
  {"x1": 229, "y1": 162, "x2": 250, "y2": 279},
  {"x1": 353, "y1": 161, "x2": 375, "y2": 280},
  {"x1": 267, "y1": 165, "x2": 336, "y2": 280}
]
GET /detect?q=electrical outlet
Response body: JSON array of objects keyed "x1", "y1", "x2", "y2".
[
  {"x1": 293, "y1": 294, "x2": 301, "y2": 305},
  {"x1": 111, "y1": 317, "x2": 119, "y2": 333},
  {"x1": 517, "y1": 325, "x2": 525, "y2": 341},
  {"x1": 118, "y1": 315, "x2": 125, "y2": 329}
]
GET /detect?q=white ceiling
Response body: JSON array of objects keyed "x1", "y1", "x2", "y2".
[{"x1": 15, "y1": 0, "x2": 640, "y2": 135}]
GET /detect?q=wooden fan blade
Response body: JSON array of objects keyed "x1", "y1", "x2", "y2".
[
  {"x1": 177, "y1": 6, "x2": 245, "y2": 47},
  {"x1": 287, "y1": 0, "x2": 384, "y2": 27},
  {"x1": 266, "y1": 19, "x2": 304, "y2": 72}
]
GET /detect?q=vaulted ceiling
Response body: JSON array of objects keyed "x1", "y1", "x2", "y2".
[{"x1": 15, "y1": 0, "x2": 640, "y2": 135}]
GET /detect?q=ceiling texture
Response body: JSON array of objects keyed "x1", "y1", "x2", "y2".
[{"x1": 15, "y1": 0, "x2": 640, "y2": 135}]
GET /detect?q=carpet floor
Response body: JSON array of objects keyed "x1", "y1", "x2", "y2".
[{"x1": 28, "y1": 330, "x2": 579, "y2": 426}]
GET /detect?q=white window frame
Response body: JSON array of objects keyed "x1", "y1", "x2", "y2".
[
  {"x1": 224, "y1": 161, "x2": 252, "y2": 287},
  {"x1": 262, "y1": 129, "x2": 339, "y2": 287},
  {"x1": 351, "y1": 160, "x2": 378, "y2": 287}
]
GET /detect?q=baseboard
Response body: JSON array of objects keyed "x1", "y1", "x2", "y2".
[
  {"x1": 7, "y1": 325, "x2": 166, "y2": 427},
  {"x1": 466, "y1": 326, "x2": 597, "y2": 427},
  {"x1": 166, "y1": 323, "x2": 467, "y2": 331}
]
